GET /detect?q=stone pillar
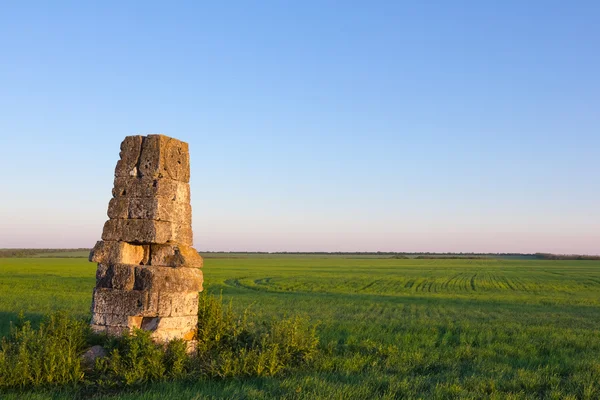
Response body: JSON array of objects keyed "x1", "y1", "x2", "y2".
[{"x1": 89, "y1": 135, "x2": 203, "y2": 342}]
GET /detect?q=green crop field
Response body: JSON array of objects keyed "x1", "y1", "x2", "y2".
[{"x1": 1, "y1": 255, "x2": 600, "y2": 399}]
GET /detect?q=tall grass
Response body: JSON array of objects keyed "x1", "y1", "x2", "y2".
[
  {"x1": 0, "y1": 312, "x2": 88, "y2": 388},
  {"x1": 195, "y1": 293, "x2": 318, "y2": 377},
  {"x1": 0, "y1": 294, "x2": 318, "y2": 391}
]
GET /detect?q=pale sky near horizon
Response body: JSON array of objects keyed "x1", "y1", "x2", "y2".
[{"x1": 0, "y1": 1, "x2": 598, "y2": 254}]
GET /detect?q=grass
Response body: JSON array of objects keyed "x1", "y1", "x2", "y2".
[
  {"x1": 1, "y1": 256, "x2": 600, "y2": 398},
  {"x1": 0, "y1": 295, "x2": 318, "y2": 393}
]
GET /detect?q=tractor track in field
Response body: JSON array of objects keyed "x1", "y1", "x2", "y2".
[
  {"x1": 443, "y1": 273, "x2": 461, "y2": 290},
  {"x1": 427, "y1": 280, "x2": 435, "y2": 292},
  {"x1": 359, "y1": 280, "x2": 381, "y2": 291},
  {"x1": 586, "y1": 278, "x2": 600, "y2": 286},
  {"x1": 546, "y1": 271, "x2": 567, "y2": 276},
  {"x1": 220, "y1": 267, "x2": 595, "y2": 297},
  {"x1": 490, "y1": 273, "x2": 501, "y2": 290},
  {"x1": 470, "y1": 273, "x2": 477, "y2": 291},
  {"x1": 501, "y1": 276, "x2": 516, "y2": 291},
  {"x1": 414, "y1": 279, "x2": 424, "y2": 292},
  {"x1": 512, "y1": 277, "x2": 529, "y2": 291},
  {"x1": 254, "y1": 277, "x2": 273, "y2": 286},
  {"x1": 224, "y1": 278, "x2": 271, "y2": 292}
]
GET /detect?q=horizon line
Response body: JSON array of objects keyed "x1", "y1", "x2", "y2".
[{"x1": 1, "y1": 248, "x2": 600, "y2": 257}]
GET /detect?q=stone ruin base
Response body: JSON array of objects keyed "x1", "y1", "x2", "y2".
[
  {"x1": 89, "y1": 241, "x2": 203, "y2": 342},
  {"x1": 88, "y1": 135, "x2": 203, "y2": 345}
]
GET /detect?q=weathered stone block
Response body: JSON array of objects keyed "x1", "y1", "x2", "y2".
[
  {"x1": 91, "y1": 313, "x2": 143, "y2": 328},
  {"x1": 107, "y1": 197, "x2": 191, "y2": 224},
  {"x1": 141, "y1": 315, "x2": 197, "y2": 331},
  {"x1": 129, "y1": 197, "x2": 191, "y2": 224},
  {"x1": 150, "y1": 328, "x2": 197, "y2": 342},
  {"x1": 138, "y1": 135, "x2": 190, "y2": 183},
  {"x1": 171, "y1": 291, "x2": 199, "y2": 317},
  {"x1": 91, "y1": 288, "x2": 158, "y2": 316},
  {"x1": 107, "y1": 198, "x2": 129, "y2": 219},
  {"x1": 149, "y1": 244, "x2": 203, "y2": 268},
  {"x1": 91, "y1": 324, "x2": 131, "y2": 336},
  {"x1": 153, "y1": 291, "x2": 199, "y2": 317},
  {"x1": 102, "y1": 219, "x2": 192, "y2": 245},
  {"x1": 96, "y1": 263, "x2": 136, "y2": 290},
  {"x1": 134, "y1": 266, "x2": 203, "y2": 292},
  {"x1": 114, "y1": 136, "x2": 143, "y2": 178},
  {"x1": 101, "y1": 218, "x2": 167, "y2": 243},
  {"x1": 90, "y1": 324, "x2": 107, "y2": 334},
  {"x1": 95, "y1": 264, "x2": 110, "y2": 287},
  {"x1": 81, "y1": 345, "x2": 107, "y2": 367},
  {"x1": 112, "y1": 177, "x2": 190, "y2": 203},
  {"x1": 172, "y1": 223, "x2": 193, "y2": 246},
  {"x1": 89, "y1": 240, "x2": 149, "y2": 265}
]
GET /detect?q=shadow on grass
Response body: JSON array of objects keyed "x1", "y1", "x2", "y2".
[{"x1": 0, "y1": 311, "x2": 46, "y2": 338}]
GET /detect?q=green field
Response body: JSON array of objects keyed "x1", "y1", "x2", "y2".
[{"x1": 1, "y1": 256, "x2": 600, "y2": 399}]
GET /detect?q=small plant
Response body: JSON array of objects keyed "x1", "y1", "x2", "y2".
[
  {"x1": 164, "y1": 339, "x2": 190, "y2": 379},
  {"x1": 94, "y1": 329, "x2": 166, "y2": 385}
]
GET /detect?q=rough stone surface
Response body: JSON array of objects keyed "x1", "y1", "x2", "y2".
[
  {"x1": 141, "y1": 315, "x2": 198, "y2": 331},
  {"x1": 150, "y1": 328, "x2": 197, "y2": 342},
  {"x1": 101, "y1": 219, "x2": 192, "y2": 246},
  {"x1": 134, "y1": 266, "x2": 203, "y2": 292},
  {"x1": 129, "y1": 198, "x2": 192, "y2": 224},
  {"x1": 108, "y1": 197, "x2": 192, "y2": 224},
  {"x1": 91, "y1": 288, "x2": 158, "y2": 316},
  {"x1": 114, "y1": 136, "x2": 143, "y2": 178},
  {"x1": 81, "y1": 345, "x2": 107, "y2": 368},
  {"x1": 90, "y1": 134, "x2": 200, "y2": 343},
  {"x1": 113, "y1": 135, "x2": 190, "y2": 183},
  {"x1": 89, "y1": 240, "x2": 148, "y2": 265},
  {"x1": 160, "y1": 291, "x2": 199, "y2": 317},
  {"x1": 91, "y1": 324, "x2": 131, "y2": 336},
  {"x1": 96, "y1": 263, "x2": 136, "y2": 290},
  {"x1": 91, "y1": 313, "x2": 143, "y2": 328},
  {"x1": 107, "y1": 198, "x2": 129, "y2": 220},
  {"x1": 138, "y1": 135, "x2": 190, "y2": 182},
  {"x1": 150, "y1": 244, "x2": 203, "y2": 268},
  {"x1": 112, "y1": 177, "x2": 190, "y2": 203}
]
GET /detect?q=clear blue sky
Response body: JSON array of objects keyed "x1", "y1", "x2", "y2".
[{"x1": 0, "y1": 1, "x2": 598, "y2": 253}]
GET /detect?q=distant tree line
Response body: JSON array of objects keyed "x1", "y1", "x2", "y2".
[
  {"x1": 0, "y1": 248, "x2": 90, "y2": 258},
  {"x1": 199, "y1": 251, "x2": 536, "y2": 256},
  {"x1": 413, "y1": 256, "x2": 489, "y2": 259},
  {"x1": 1, "y1": 249, "x2": 598, "y2": 260},
  {"x1": 534, "y1": 253, "x2": 600, "y2": 260}
]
